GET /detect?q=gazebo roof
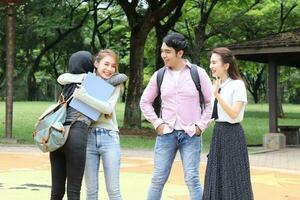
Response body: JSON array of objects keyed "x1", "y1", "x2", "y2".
[
  {"x1": 227, "y1": 28, "x2": 300, "y2": 68},
  {"x1": 225, "y1": 28, "x2": 300, "y2": 135}
]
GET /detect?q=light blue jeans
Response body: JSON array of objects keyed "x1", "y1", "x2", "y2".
[
  {"x1": 147, "y1": 130, "x2": 202, "y2": 200},
  {"x1": 84, "y1": 127, "x2": 122, "y2": 200}
]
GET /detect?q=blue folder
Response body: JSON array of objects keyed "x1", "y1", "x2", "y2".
[{"x1": 69, "y1": 72, "x2": 115, "y2": 121}]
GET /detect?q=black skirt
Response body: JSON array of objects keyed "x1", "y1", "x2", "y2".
[{"x1": 203, "y1": 122, "x2": 253, "y2": 200}]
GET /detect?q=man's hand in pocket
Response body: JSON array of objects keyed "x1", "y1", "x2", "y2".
[{"x1": 156, "y1": 124, "x2": 165, "y2": 135}]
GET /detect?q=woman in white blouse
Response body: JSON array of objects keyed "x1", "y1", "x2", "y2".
[{"x1": 203, "y1": 47, "x2": 253, "y2": 200}]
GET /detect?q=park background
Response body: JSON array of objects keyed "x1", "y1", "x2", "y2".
[
  {"x1": 0, "y1": 0, "x2": 299, "y2": 148},
  {"x1": 1, "y1": 1, "x2": 300, "y2": 200}
]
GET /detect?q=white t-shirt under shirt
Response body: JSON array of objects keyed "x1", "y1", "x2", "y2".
[{"x1": 214, "y1": 78, "x2": 247, "y2": 124}]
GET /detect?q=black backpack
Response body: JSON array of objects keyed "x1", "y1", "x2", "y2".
[{"x1": 155, "y1": 64, "x2": 205, "y2": 116}]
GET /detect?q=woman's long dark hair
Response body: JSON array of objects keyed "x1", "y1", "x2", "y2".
[{"x1": 212, "y1": 47, "x2": 241, "y2": 80}]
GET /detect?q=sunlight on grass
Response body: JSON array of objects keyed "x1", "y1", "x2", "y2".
[{"x1": 0, "y1": 102, "x2": 299, "y2": 149}]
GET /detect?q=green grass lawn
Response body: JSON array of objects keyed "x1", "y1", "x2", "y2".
[{"x1": 0, "y1": 102, "x2": 299, "y2": 150}]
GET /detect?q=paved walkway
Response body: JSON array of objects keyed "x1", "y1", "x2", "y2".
[
  {"x1": 249, "y1": 148, "x2": 300, "y2": 172},
  {"x1": 0, "y1": 144, "x2": 300, "y2": 199}
]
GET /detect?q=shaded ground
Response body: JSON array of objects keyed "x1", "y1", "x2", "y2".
[
  {"x1": 1, "y1": 149, "x2": 300, "y2": 200},
  {"x1": 119, "y1": 127, "x2": 156, "y2": 138}
]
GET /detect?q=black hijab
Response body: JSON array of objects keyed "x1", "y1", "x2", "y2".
[{"x1": 62, "y1": 51, "x2": 94, "y2": 100}]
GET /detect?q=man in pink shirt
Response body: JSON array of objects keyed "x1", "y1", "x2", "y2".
[{"x1": 140, "y1": 32, "x2": 212, "y2": 200}]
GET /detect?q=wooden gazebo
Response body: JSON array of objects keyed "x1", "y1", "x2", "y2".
[{"x1": 227, "y1": 29, "x2": 300, "y2": 148}]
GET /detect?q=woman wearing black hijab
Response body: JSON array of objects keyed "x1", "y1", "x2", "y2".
[{"x1": 50, "y1": 51, "x2": 94, "y2": 200}]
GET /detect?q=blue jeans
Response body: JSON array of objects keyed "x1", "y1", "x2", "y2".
[
  {"x1": 147, "y1": 130, "x2": 202, "y2": 200},
  {"x1": 84, "y1": 128, "x2": 122, "y2": 200}
]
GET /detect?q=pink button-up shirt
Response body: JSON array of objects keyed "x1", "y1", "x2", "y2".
[{"x1": 140, "y1": 61, "x2": 213, "y2": 137}]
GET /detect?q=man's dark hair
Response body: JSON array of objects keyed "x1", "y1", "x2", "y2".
[{"x1": 163, "y1": 32, "x2": 188, "y2": 53}]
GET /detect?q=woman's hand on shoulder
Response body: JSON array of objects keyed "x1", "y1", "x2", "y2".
[
  {"x1": 57, "y1": 73, "x2": 87, "y2": 85},
  {"x1": 108, "y1": 73, "x2": 128, "y2": 86},
  {"x1": 82, "y1": 73, "x2": 87, "y2": 81},
  {"x1": 73, "y1": 85, "x2": 87, "y2": 100}
]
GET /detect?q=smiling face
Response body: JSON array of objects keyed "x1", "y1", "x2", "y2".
[
  {"x1": 160, "y1": 42, "x2": 183, "y2": 69},
  {"x1": 94, "y1": 55, "x2": 117, "y2": 79},
  {"x1": 210, "y1": 53, "x2": 229, "y2": 80}
]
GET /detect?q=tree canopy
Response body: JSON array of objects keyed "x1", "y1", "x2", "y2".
[{"x1": 1, "y1": 0, "x2": 299, "y2": 128}]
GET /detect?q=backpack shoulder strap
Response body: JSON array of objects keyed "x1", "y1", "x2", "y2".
[
  {"x1": 190, "y1": 64, "x2": 201, "y2": 92},
  {"x1": 156, "y1": 67, "x2": 166, "y2": 95},
  {"x1": 190, "y1": 64, "x2": 205, "y2": 113},
  {"x1": 154, "y1": 67, "x2": 166, "y2": 117}
]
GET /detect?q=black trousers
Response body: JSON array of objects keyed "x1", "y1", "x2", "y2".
[{"x1": 50, "y1": 121, "x2": 88, "y2": 200}]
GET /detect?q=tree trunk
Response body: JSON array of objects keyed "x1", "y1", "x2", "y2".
[
  {"x1": 191, "y1": 25, "x2": 205, "y2": 65},
  {"x1": 252, "y1": 67, "x2": 265, "y2": 103},
  {"x1": 123, "y1": 32, "x2": 146, "y2": 128},
  {"x1": 191, "y1": 0, "x2": 219, "y2": 65},
  {"x1": 154, "y1": 32, "x2": 164, "y2": 71},
  {"x1": 252, "y1": 92, "x2": 259, "y2": 104},
  {"x1": 153, "y1": 29, "x2": 166, "y2": 115},
  {"x1": 27, "y1": 67, "x2": 37, "y2": 101},
  {"x1": 277, "y1": 85, "x2": 284, "y2": 117},
  {"x1": 117, "y1": 0, "x2": 186, "y2": 128},
  {"x1": 5, "y1": 4, "x2": 15, "y2": 139},
  {"x1": 0, "y1": 47, "x2": 6, "y2": 88},
  {"x1": 277, "y1": 66, "x2": 284, "y2": 117}
]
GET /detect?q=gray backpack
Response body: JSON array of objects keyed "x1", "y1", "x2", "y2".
[{"x1": 33, "y1": 95, "x2": 72, "y2": 152}]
